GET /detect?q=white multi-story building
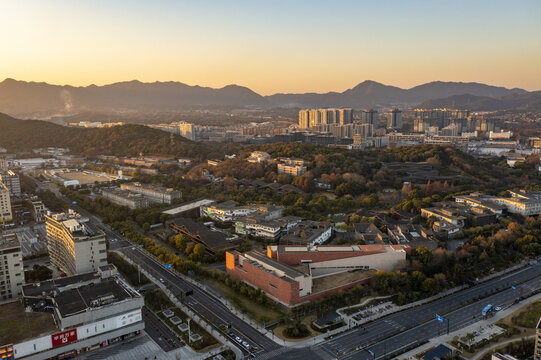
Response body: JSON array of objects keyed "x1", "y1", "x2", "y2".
[
  {"x1": 1, "y1": 266, "x2": 145, "y2": 360},
  {"x1": 277, "y1": 163, "x2": 307, "y2": 176},
  {"x1": 0, "y1": 233, "x2": 24, "y2": 303},
  {"x1": 246, "y1": 151, "x2": 272, "y2": 163},
  {"x1": 0, "y1": 170, "x2": 21, "y2": 197},
  {"x1": 46, "y1": 211, "x2": 107, "y2": 275},
  {"x1": 0, "y1": 182, "x2": 12, "y2": 224},
  {"x1": 120, "y1": 183, "x2": 181, "y2": 204},
  {"x1": 492, "y1": 190, "x2": 541, "y2": 216}
]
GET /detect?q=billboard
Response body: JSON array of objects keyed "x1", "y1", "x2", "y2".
[
  {"x1": 0, "y1": 344, "x2": 14, "y2": 360},
  {"x1": 115, "y1": 310, "x2": 142, "y2": 328},
  {"x1": 51, "y1": 330, "x2": 78, "y2": 348}
]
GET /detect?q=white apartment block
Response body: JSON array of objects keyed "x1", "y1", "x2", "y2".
[
  {"x1": 46, "y1": 211, "x2": 107, "y2": 276},
  {"x1": 0, "y1": 233, "x2": 24, "y2": 303},
  {"x1": 0, "y1": 182, "x2": 12, "y2": 224}
]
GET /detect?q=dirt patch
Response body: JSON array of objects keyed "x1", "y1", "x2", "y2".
[
  {"x1": 312, "y1": 269, "x2": 375, "y2": 293},
  {"x1": 0, "y1": 301, "x2": 57, "y2": 344}
]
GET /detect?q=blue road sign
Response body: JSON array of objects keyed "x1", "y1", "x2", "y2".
[
  {"x1": 72, "y1": 201, "x2": 77, "y2": 204},
  {"x1": 138, "y1": 245, "x2": 142, "y2": 248},
  {"x1": 511, "y1": 285, "x2": 516, "y2": 290},
  {"x1": 165, "y1": 264, "x2": 172, "y2": 269},
  {"x1": 436, "y1": 314, "x2": 445, "y2": 323}
]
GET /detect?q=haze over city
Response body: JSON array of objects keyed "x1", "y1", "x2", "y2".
[
  {"x1": 1, "y1": 0, "x2": 541, "y2": 94},
  {"x1": 2, "y1": 2, "x2": 541, "y2": 360}
]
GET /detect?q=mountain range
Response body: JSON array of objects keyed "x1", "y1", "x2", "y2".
[
  {"x1": 417, "y1": 91, "x2": 541, "y2": 111},
  {"x1": 0, "y1": 78, "x2": 532, "y2": 116}
]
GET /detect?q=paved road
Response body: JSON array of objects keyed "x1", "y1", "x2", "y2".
[
  {"x1": 142, "y1": 306, "x2": 184, "y2": 352},
  {"x1": 120, "y1": 246, "x2": 279, "y2": 357},
  {"x1": 258, "y1": 262, "x2": 541, "y2": 360},
  {"x1": 40, "y1": 179, "x2": 541, "y2": 360}
]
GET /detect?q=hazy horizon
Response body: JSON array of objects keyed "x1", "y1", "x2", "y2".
[{"x1": 1, "y1": 0, "x2": 540, "y2": 95}]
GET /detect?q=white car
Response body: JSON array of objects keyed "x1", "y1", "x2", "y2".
[
  {"x1": 235, "y1": 336, "x2": 242, "y2": 343},
  {"x1": 242, "y1": 341, "x2": 250, "y2": 349}
]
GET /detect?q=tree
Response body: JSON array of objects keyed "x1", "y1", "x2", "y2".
[
  {"x1": 193, "y1": 243, "x2": 206, "y2": 257},
  {"x1": 414, "y1": 246, "x2": 432, "y2": 265}
]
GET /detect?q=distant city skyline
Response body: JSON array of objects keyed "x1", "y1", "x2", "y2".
[{"x1": 1, "y1": 0, "x2": 540, "y2": 94}]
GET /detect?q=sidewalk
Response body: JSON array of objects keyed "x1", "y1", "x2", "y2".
[
  {"x1": 118, "y1": 251, "x2": 244, "y2": 360},
  {"x1": 397, "y1": 291, "x2": 541, "y2": 359}
]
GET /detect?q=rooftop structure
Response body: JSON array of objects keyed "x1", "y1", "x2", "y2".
[
  {"x1": 169, "y1": 218, "x2": 238, "y2": 254},
  {"x1": 280, "y1": 220, "x2": 332, "y2": 246},
  {"x1": 3, "y1": 267, "x2": 145, "y2": 360},
  {"x1": 161, "y1": 198, "x2": 215, "y2": 217},
  {"x1": 46, "y1": 210, "x2": 107, "y2": 275},
  {"x1": 201, "y1": 201, "x2": 284, "y2": 223}
]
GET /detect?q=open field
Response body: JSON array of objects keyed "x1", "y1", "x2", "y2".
[{"x1": 60, "y1": 171, "x2": 117, "y2": 184}]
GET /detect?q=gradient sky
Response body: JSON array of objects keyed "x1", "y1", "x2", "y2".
[{"x1": 1, "y1": 0, "x2": 540, "y2": 94}]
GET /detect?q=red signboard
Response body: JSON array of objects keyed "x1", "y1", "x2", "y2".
[{"x1": 51, "y1": 329, "x2": 78, "y2": 348}]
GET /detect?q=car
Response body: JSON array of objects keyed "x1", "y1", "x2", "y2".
[
  {"x1": 235, "y1": 336, "x2": 242, "y2": 343},
  {"x1": 159, "y1": 278, "x2": 164, "y2": 283},
  {"x1": 495, "y1": 306, "x2": 502, "y2": 311},
  {"x1": 228, "y1": 332, "x2": 234, "y2": 337},
  {"x1": 242, "y1": 341, "x2": 250, "y2": 349}
]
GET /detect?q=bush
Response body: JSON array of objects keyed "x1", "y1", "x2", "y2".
[{"x1": 283, "y1": 322, "x2": 310, "y2": 338}]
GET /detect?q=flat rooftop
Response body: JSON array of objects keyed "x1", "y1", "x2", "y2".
[
  {"x1": 0, "y1": 301, "x2": 57, "y2": 345},
  {"x1": 311, "y1": 269, "x2": 376, "y2": 293},
  {"x1": 55, "y1": 278, "x2": 134, "y2": 317},
  {"x1": 22, "y1": 272, "x2": 100, "y2": 297},
  {"x1": 162, "y1": 199, "x2": 215, "y2": 215},
  {"x1": 244, "y1": 250, "x2": 306, "y2": 279},
  {"x1": 0, "y1": 232, "x2": 20, "y2": 250}
]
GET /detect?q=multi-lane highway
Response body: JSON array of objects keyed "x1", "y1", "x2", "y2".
[
  {"x1": 119, "y1": 246, "x2": 280, "y2": 357},
  {"x1": 257, "y1": 262, "x2": 541, "y2": 360},
  {"x1": 42, "y1": 179, "x2": 541, "y2": 360}
]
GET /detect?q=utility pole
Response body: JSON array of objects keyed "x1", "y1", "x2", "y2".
[
  {"x1": 447, "y1": 318, "x2": 450, "y2": 335},
  {"x1": 188, "y1": 318, "x2": 191, "y2": 344}
]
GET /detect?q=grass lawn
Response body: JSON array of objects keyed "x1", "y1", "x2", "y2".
[
  {"x1": 0, "y1": 301, "x2": 57, "y2": 344},
  {"x1": 205, "y1": 278, "x2": 284, "y2": 324}
]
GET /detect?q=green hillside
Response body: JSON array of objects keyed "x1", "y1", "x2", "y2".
[{"x1": 0, "y1": 113, "x2": 235, "y2": 159}]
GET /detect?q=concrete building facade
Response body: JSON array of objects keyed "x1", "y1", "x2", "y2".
[
  {"x1": 101, "y1": 188, "x2": 149, "y2": 209},
  {"x1": 0, "y1": 233, "x2": 24, "y2": 303},
  {"x1": 46, "y1": 211, "x2": 107, "y2": 276},
  {"x1": 0, "y1": 170, "x2": 21, "y2": 197},
  {"x1": 0, "y1": 182, "x2": 12, "y2": 224},
  {"x1": 120, "y1": 182, "x2": 181, "y2": 204}
]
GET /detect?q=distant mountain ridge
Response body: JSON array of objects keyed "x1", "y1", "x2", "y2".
[
  {"x1": 0, "y1": 78, "x2": 529, "y2": 116},
  {"x1": 417, "y1": 91, "x2": 541, "y2": 111}
]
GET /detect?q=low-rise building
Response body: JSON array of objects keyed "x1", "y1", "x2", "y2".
[
  {"x1": 120, "y1": 182, "x2": 181, "y2": 204},
  {"x1": 226, "y1": 244, "x2": 408, "y2": 306},
  {"x1": 235, "y1": 216, "x2": 301, "y2": 240},
  {"x1": 28, "y1": 196, "x2": 47, "y2": 223},
  {"x1": 280, "y1": 221, "x2": 332, "y2": 246},
  {"x1": 492, "y1": 190, "x2": 541, "y2": 216},
  {"x1": 0, "y1": 233, "x2": 24, "y2": 303},
  {"x1": 46, "y1": 210, "x2": 107, "y2": 275},
  {"x1": 101, "y1": 188, "x2": 149, "y2": 210},
  {"x1": 0, "y1": 266, "x2": 145, "y2": 360},
  {"x1": 246, "y1": 151, "x2": 271, "y2": 163},
  {"x1": 201, "y1": 201, "x2": 284, "y2": 223},
  {"x1": 277, "y1": 163, "x2": 307, "y2": 176},
  {"x1": 169, "y1": 218, "x2": 238, "y2": 254}
]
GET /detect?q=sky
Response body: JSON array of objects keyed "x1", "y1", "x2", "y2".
[{"x1": 0, "y1": 0, "x2": 540, "y2": 95}]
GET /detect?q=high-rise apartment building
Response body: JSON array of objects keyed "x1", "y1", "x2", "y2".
[
  {"x1": 338, "y1": 108, "x2": 353, "y2": 125},
  {"x1": 299, "y1": 108, "x2": 353, "y2": 129},
  {"x1": 0, "y1": 233, "x2": 24, "y2": 303},
  {"x1": 0, "y1": 183, "x2": 12, "y2": 224},
  {"x1": 0, "y1": 170, "x2": 21, "y2": 197},
  {"x1": 362, "y1": 109, "x2": 378, "y2": 126},
  {"x1": 387, "y1": 108, "x2": 402, "y2": 130},
  {"x1": 46, "y1": 211, "x2": 107, "y2": 275},
  {"x1": 309, "y1": 109, "x2": 322, "y2": 127},
  {"x1": 298, "y1": 110, "x2": 310, "y2": 129}
]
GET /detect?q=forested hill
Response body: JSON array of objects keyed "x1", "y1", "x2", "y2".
[{"x1": 0, "y1": 113, "x2": 234, "y2": 159}]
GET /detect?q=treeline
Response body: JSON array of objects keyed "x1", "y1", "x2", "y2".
[{"x1": 0, "y1": 114, "x2": 236, "y2": 160}]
